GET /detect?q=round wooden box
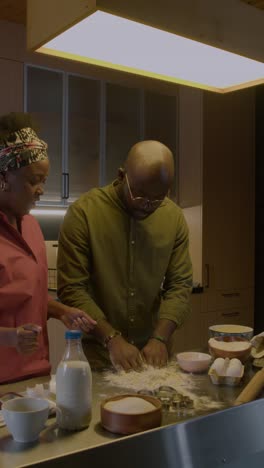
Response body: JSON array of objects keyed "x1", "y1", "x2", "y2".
[{"x1": 101, "y1": 394, "x2": 162, "y2": 435}]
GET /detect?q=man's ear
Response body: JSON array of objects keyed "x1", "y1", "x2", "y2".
[{"x1": 117, "y1": 167, "x2": 125, "y2": 182}]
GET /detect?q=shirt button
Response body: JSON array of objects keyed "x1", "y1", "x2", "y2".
[
  {"x1": 130, "y1": 292, "x2": 135, "y2": 297},
  {"x1": 129, "y1": 317, "x2": 135, "y2": 323},
  {"x1": 131, "y1": 240, "x2": 135, "y2": 245}
]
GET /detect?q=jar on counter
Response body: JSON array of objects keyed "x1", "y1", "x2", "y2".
[{"x1": 56, "y1": 330, "x2": 92, "y2": 431}]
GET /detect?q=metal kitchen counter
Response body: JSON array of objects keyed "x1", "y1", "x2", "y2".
[{"x1": 0, "y1": 366, "x2": 258, "y2": 468}]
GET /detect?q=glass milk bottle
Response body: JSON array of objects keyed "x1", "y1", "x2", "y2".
[{"x1": 56, "y1": 330, "x2": 92, "y2": 431}]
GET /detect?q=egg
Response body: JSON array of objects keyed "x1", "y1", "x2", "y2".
[
  {"x1": 225, "y1": 358, "x2": 242, "y2": 377},
  {"x1": 211, "y1": 357, "x2": 226, "y2": 375},
  {"x1": 228, "y1": 358, "x2": 242, "y2": 367}
]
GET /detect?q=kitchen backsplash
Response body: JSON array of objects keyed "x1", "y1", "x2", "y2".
[
  {"x1": 45, "y1": 240, "x2": 58, "y2": 290},
  {"x1": 35, "y1": 214, "x2": 64, "y2": 241}
]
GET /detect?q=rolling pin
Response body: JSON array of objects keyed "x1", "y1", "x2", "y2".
[{"x1": 234, "y1": 367, "x2": 264, "y2": 406}]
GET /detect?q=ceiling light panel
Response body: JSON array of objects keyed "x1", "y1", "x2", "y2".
[{"x1": 39, "y1": 10, "x2": 264, "y2": 93}]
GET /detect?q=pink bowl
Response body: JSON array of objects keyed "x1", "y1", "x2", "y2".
[{"x1": 177, "y1": 352, "x2": 212, "y2": 373}]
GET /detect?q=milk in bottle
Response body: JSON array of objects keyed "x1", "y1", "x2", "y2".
[{"x1": 56, "y1": 330, "x2": 92, "y2": 430}]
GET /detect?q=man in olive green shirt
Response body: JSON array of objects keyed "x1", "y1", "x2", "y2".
[{"x1": 57, "y1": 140, "x2": 192, "y2": 371}]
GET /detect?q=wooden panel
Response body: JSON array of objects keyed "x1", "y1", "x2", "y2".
[
  {"x1": 178, "y1": 86, "x2": 203, "y2": 207},
  {"x1": 202, "y1": 289, "x2": 253, "y2": 312},
  {"x1": 0, "y1": 58, "x2": 23, "y2": 114},
  {"x1": 203, "y1": 88, "x2": 255, "y2": 290},
  {"x1": 169, "y1": 295, "x2": 202, "y2": 355},
  {"x1": 241, "y1": 1, "x2": 264, "y2": 10},
  {"x1": 0, "y1": 0, "x2": 26, "y2": 24},
  {"x1": 27, "y1": 0, "x2": 96, "y2": 50}
]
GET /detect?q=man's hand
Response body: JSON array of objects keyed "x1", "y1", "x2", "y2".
[
  {"x1": 15, "y1": 324, "x2": 42, "y2": 355},
  {"x1": 108, "y1": 335, "x2": 143, "y2": 371},
  {"x1": 141, "y1": 338, "x2": 168, "y2": 368},
  {"x1": 59, "y1": 306, "x2": 97, "y2": 332}
]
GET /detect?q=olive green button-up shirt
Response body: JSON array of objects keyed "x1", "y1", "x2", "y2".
[{"x1": 57, "y1": 183, "x2": 192, "y2": 350}]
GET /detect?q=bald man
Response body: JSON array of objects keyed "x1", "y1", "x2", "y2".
[{"x1": 57, "y1": 141, "x2": 192, "y2": 371}]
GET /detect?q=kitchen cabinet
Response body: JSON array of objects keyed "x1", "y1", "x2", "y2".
[
  {"x1": 67, "y1": 74, "x2": 100, "y2": 201},
  {"x1": 0, "y1": 58, "x2": 23, "y2": 115},
  {"x1": 105, "y1": 83, "x2": 141, "y2": 183},
  {"x1": 25, "y1": 64, "x2": 177, "y2": 203},
  {"x1": 202, "y1": 88, "x2": 255, "y2": 329},
  {"x1": 178, "y1": 86, "x2": 255, "y2": 345},
  {"x1": 26, "y1": 66, "x2": 100, "y2": 204},
  {"x1": 202, "y1": 89, "x2": 255, "y2": 292},
  {"x1": 144, "y1": 90, "x2": 177, "y2": 196},
  {"x1": 26, "y1": 65, "x2": 64, "y2": 203},
  {"x1": 169, "y1": 294, "x2": 202, "y2": 356}
]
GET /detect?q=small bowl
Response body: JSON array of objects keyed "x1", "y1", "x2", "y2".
[
  {"x1": 208, "y1": 336, "x2": 252, "y2": 362},
  {"x1": 101, "y1": 394, "x2": 162, "y2": 435},
  {"x1": 209, "y1": 324, "x2": 253, "y2": 340},
  {"x1": 176, "y1": 352, "x2": 212, "y2": 373}
]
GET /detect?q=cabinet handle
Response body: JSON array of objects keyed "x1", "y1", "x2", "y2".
[
  {"x1": 221, "y1": 311, "x2": 240, "y2": 317},
  {"x1": 221, "y1": 293, "x2": 240, "y2": 298},
  {"x1": 62, "y1": 173, "x2": 69, "y2": 199},
  {"x1": 205, "y1": 264, "x2": 210, "y2": 288}
]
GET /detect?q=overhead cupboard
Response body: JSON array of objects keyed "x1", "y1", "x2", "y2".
[{"x1": 24, "y1": 64, "x2": 177, "y2": 206}]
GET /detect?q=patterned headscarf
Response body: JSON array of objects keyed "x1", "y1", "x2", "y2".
[{"x1": 0, "y1": 127, "x2": 48, "y2": 172}]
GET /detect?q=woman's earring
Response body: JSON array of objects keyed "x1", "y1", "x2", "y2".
[{"x1": 0, "y1": 181, "x2": 7, "y2": 191}]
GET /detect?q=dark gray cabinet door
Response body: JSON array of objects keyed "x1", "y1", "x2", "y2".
[{"x1": 26, "y1": 66, "x2": 63, "y2": 203}]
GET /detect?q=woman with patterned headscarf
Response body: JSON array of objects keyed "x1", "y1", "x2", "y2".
[{"x1": 0, "y1": 113, "x2": 96, "y2": 383}]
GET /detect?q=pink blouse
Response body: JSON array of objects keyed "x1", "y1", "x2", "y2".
[{"x1": 0, "y1": 211, "x2": 51, "y2": 383}]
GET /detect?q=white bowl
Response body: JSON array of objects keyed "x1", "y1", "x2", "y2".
[
  {"x1": 209, "y1": 324, "x2": 253, "y2": 340},
  {"x1": 177, "y1": 352, "x2": 212, "y2": 373}
]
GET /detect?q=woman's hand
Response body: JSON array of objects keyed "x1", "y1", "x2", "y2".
[{"x1": 59, "y1": 306, "x2": 97, "y2": 332}]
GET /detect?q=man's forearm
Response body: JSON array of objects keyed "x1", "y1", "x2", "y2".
[
  {"x1": 47, "y1": 299, "x2": 68, "y2": 320},
  {"x1": 151, "y1": 319, "x2": 177, "y2": 343}
]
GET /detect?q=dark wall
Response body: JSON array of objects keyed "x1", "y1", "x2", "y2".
[{"x1": 255, "y1": 85, "x2": 264, "y2": 333}]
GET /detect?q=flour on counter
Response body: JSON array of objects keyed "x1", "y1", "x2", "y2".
[
  {"x1": 103, "y1": 361, "x2": 195, "y2": 392},
  {"x1": 102, "y1": 361, "x2": 224, "y2": 412}
]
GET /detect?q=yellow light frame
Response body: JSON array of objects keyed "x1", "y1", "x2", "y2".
[{"x1": 27, "y1": 0, "x2": 264, "y2": 93}]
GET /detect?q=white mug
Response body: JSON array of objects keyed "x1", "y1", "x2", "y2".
[{"x1": 2, "y1": 397, "x2": 50, "y2": 443}]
